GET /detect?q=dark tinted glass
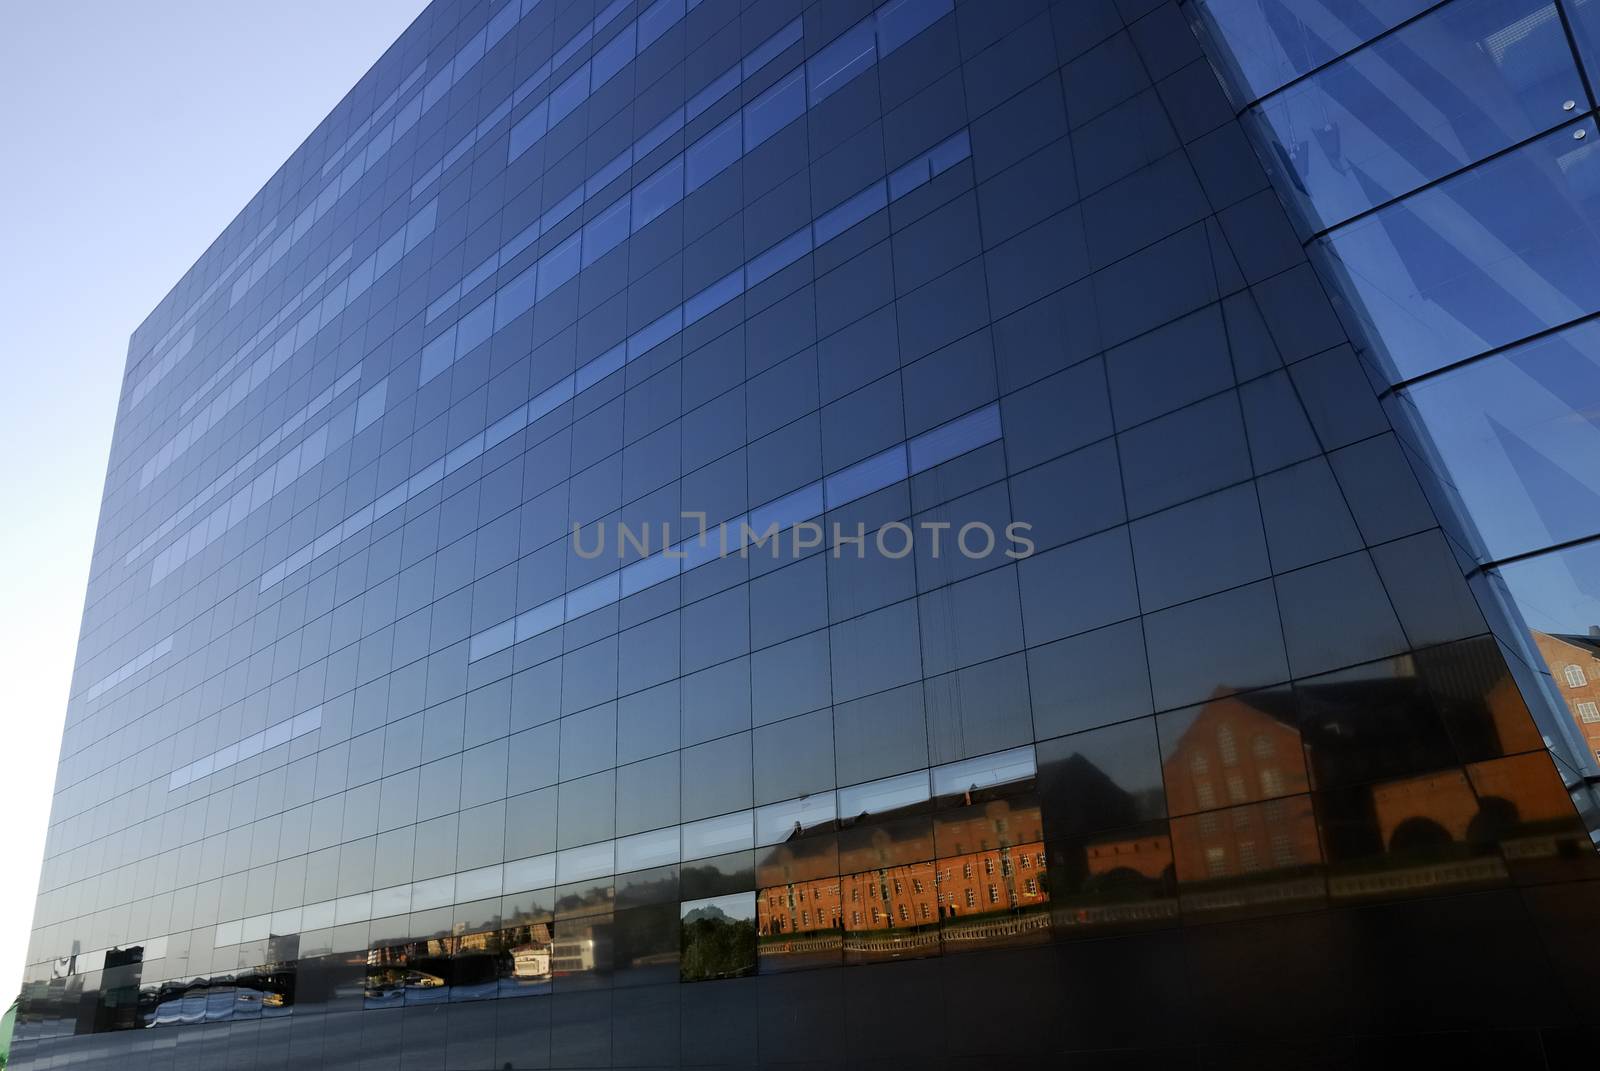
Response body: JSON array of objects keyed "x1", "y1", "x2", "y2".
[
  {"x1": 29, "y1": 0, "x2": 1600, "y2": 1062},
  {"x1": 1037, "y1": 720, "x2": 1166, "y2": 841}
]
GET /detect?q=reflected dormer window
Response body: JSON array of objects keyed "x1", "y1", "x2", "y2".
[{"x1": 1218, "y1": 725, "x2": 1239, "y2": 765}]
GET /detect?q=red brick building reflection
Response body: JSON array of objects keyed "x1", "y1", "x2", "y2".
[
  {"x1": 1531, "y1": 630, "x2": 1600, "y2": 765},
  {"x1": 756, "y1": 797, "x2": 1050, "y2": 960},
  {"x1": 1081, "y1": 828, "x2": 1172, "y2": 883},
  {"x1": 1159, "y1": 691, "x2": 1319, "y2": 886}
]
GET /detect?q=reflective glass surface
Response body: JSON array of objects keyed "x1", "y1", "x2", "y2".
[
  {"x1": 18, "y1": 0, "x2": 1600, "y2": 1065},
  {"x1": 1194, "y1": 0, "x2": 1600, "y2": 874},
  {"x1": 1402, "y1": 319, "x2": 1600, "y2": 558},
  {"x1": 1193, "y1": 0, "x2": 1436, "y2": 100},
  {"x1": 1497, "y1": 542, "x2": 1600, "y2": 770},
  {"x1": 1318, "y1": 118, "x2": 1600, "y2": 381},
  {"x1": 1249, "y1": 0, "x2": 1583, "y2": 232}
]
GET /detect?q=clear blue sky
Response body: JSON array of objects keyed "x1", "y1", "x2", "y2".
[{"x1": 0, "y1": 0, "x2": 428, "y2": 998}]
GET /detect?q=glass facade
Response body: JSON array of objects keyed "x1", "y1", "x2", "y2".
[
  {"x1": 14, "y1": 0, "x2": 1600, "y2": 1066},
  {"x1": 1190, "y1": 0, "x2": 1600, "y2": 819}
]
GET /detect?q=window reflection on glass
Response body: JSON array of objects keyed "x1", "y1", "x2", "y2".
[
  {"x1": 1157, "y1": 686, "x2": 1310, "y2": 816},
  {"x1": 929, "y1": 745, "x2": 1036, "y2": 807},
  {"x1": 1401, "y1": 320, "x2": 1600, "y2": 559},
  {"x1": 934, "y1": 835, "x2": 1051, "y2": 953},
  {"x1": 751, "y1": 762, "x2": 1046, "y2": 971},
  {"x1": 1249, "y1": 0, "x2": 1582, "y2": 233},
  {"x1": 1496, "y1": 541, "x2": 1600, "y2": 778},
  {"x1": 841, "y1": 863, "x2": 943, "y2": 963},
  {"x1": 837, "y1": 769, "x2": 931, "y2": 823},
  {"x1": 1317, "y1": 119, "x2": 1600, "y2": 382},
  {"x1": 757, "y1": 876, "x2": 844, "y2": 972},
  {"x1": 1170, "y1": 795, "x2": 1325, "y2": 921},
  {"x1": 756, "y1": 828, "x2": 840, "y2": 891}
]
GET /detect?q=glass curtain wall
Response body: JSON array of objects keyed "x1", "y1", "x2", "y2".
[
  {"x1": 16, "y1": 0, "x2": 1600, "y2": 1064},
  {"x1": 1190, "y1": 0, "x2": 1600, "y2": 834}
]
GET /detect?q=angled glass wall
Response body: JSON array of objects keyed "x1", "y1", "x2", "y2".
[{"x1": 1191, "y1": 0, "x2": 1600, "y2": 832}]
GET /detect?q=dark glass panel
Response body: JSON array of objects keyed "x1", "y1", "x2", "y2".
[
  {"x1": 1046, "y1": 821, "x2": 1179, "y2": 939},
  {"x1": 1315, "y1": 769, "x2": 1510, "y2": 901},
  {"x1": 614, "y1": 863, "x2": 680, "y2": 910},
  {"x1": 679, "y1": 848, "x2": 756, "y2": 900},
  {"x1": 449, "y1": 927, "x2": 507, "y2": 1003},
  {"x1": 1170, "y1": 794, "x2": 1326, "y2": 922},
  {"x1": 1036, "y1": 719, "x2": 1166, "y2": 841},
  {"x1": 612, "y1": 902, "x2": 680, "y2": 987},
  {"x1": 1156, "y1": 685, "x2": 1310, "y2": 817},
  {"x1": 1026, "y1": 619, "x2": 1153, "y2": 739},
  {"x1": 551, "y1": 913, "x2": 613, "y2": 990},
  {"x1": 1413, "y1": 636, "x2": 1546, "y2": 763},
  {"x1": 554, "y1": 874, "x2": 616, "y2": 921},
  {"x1": 1295, "y1": 657, "x2": 1460, "y2": 788}
]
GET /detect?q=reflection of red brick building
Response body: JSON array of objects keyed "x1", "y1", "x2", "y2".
[
  {"x1": 842, "y1": 864, "x2": 938, "y2": 930},
  {"x1": 759, "y1": 878, "x2": 843, "y2": 936},
  {"x1": 934, "y1": 798, "x2": 1048, "y2": 924},
  {"x1": 1161, "y1": 692, "x2": 1308, "y2": 816},
  {"x1": 1530, "y1": 631, "x2": 1600, "y2": 764},
  {"x1": 1369, "y1": 770, "x2": 1481, "y2": 847},
  {"x1": 1169, "y1": 795, "x2": 1322, "y2": 886},
  {"x1": 1469, "y1": 752, "x2": 1579, "y2": 825},
  {"x1": 756, "y1": 799, "x2": 1049, "y2": 952},
  {"x1": 1364, "y1": 751, "x2": 1584, "y2": 855},
  {"x1": 757, "y1": 844, "x2": 1049, "y2": 945},
  {"x1": 1083, "y1": 830, "x2": 1172, "y2": 882},
  {"x1": 1159, "y1": 692, "x2": 1319, "y2": 883}
]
